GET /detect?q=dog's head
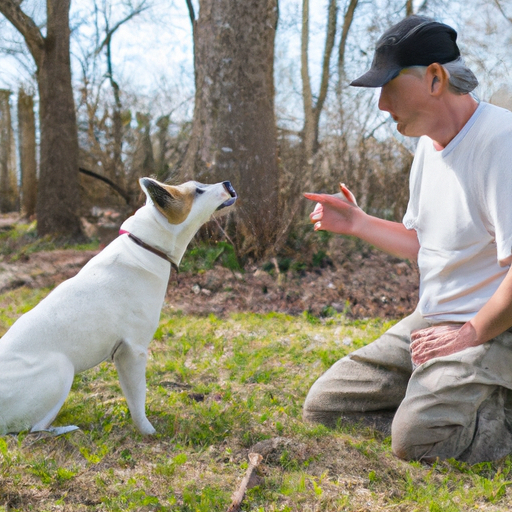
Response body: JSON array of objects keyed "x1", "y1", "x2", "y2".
[
  {"x1": 128, "y1": 178, "x2": 237, "y2": 266},
  {"x1": 139, "y1": 178, "x2": 237, "y2": 226}
]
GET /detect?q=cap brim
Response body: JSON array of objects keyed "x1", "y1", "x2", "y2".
[{"x1": 350, "y1": 66, "x2": 401, "y2": 88}]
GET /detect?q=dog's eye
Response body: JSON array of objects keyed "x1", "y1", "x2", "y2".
[{"x1": 195, "y1": 188, "x2": 205, "y2": 195}]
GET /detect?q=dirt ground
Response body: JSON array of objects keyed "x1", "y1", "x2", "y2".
[{"x1": 0, "y1": 231, "x2": 419, "y2": 320}]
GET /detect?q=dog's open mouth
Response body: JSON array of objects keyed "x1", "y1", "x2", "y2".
[{"x1": 217, "y1": 181, "x2": 237, "y2": 210}]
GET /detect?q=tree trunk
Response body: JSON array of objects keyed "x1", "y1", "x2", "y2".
[
  {"x1": 36, "y1": 0, "x2": 81, "y2": 237},
  {"x1": 156, "y1": 115, "x2": 170, "y2": 180},
  {"x1": 0, "y1": 0, "x2": 82, "y2": 238},
  {"x1": 17, "y1": 88, "x2": 38, "y2": 218},
  {"x1": 132, "y1": 112, "x2": 155, "y2": 178},
  {"x1": 0, "y1": 89, "x2": 18, "y2": 213},
  {"x1": 182, "y1": 0, "x2": 280, "y2": 259},
  {"x1": 301, "y1": 0, "x2": 337, "y2": 163}
]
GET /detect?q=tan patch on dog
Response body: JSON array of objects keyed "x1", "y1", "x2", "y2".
[{"x1": 155, "y1": 183, "x2": 194, "y2": 225}]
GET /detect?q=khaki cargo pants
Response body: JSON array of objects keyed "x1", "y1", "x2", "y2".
[{"x1": 303, "y1": 310, "x2": 512, "y2": 464}]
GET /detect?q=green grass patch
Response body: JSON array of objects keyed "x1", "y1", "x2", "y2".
[
  {"x1": 1, "y1": 288, "x2": 512, "y2": 510},
  {"x1": 0, "y1": 221, "x2": 99, "y2": 260},
  {"x1": 179, "y1": 240, "x2": 242, "y2": 273}
]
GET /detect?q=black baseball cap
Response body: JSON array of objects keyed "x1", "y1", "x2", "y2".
[{"x1": 351, "y1": 16, "x2": 460, "y2": 88}]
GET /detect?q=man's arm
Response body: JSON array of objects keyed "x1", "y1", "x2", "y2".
[
  {"x1": 411, "y1": 265, "x2": 512, "y2": 365},
  {"x1": 304, "y1": 186, "x2": 420, "y2": 261}
]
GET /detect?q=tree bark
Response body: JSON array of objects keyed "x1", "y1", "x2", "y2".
[
  {"x1": 0, "y1": 89, "x2": 18, "y2": 213},
  {"x1": 17, "y1": 88, "x2": 38, "y2": 218},
  {"x1": 36, "y1": 0, "x2": 81, "y2": 237},
  {"x1": 302, "y1": 0, "x2": 337, "y2": 162},
  {"x1": 0, "y1": 0, "x2": 82, "y2": 238},
  {"x1": 182, "y1": 0, "x2": 280, "y2": 258}
]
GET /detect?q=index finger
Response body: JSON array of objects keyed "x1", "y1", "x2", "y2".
[{"x1": 303, "y1": 193, "x2": 352, "y2": 209}]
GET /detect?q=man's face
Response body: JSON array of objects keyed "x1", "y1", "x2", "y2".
[{"x1": 378, "y1": 68, "x2": 432, "y2": 138}]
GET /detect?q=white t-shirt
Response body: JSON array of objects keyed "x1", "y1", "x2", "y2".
[{"x1": 403, "y1": 102, "x2": 512, "y2": 323}]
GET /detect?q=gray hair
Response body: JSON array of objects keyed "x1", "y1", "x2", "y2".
[
  {"x1": 404, "y1": 58, "x2": 478, "y2": 94},
  {"x1": 442, "y1": 57, "x2": 479, "y2": 94}
]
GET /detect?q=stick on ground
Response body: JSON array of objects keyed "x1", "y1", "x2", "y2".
[{"x1": 227, "y1": 452, "x2": 263, "y2": 512}]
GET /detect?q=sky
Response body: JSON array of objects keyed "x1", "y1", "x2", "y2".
[{"x1": 0, "y1": 0, "x2": 511, "y2": 132}]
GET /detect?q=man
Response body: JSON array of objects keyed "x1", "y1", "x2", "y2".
[{"x1": 303, "y1": 15, "x2": 512, "y2": 464}]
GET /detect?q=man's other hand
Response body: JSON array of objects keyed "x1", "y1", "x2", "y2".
[{"x1": 410, "y1": 322, "x2": 479, "y2": 366}]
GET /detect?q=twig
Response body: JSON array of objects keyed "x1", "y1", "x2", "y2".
[
  {"x1": 78, "y1": 167, "x2": 131, "y2": 204},
  {"x1": 226, "y1": 452, "x2": 263, "y2": 512},
  {"x1": 271, "y1": 257, "x2": 280, "y2": 275}
]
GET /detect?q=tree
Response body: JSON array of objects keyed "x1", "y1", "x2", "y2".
[
  {"x1": 182, "y1": 0, "x2": 280, "y2": 259},
  {"x1": 300, "y1": 0, "x2": 360, "y2": 171},
  {"x1": 0, "y1": 0, "x2": 82, "y2": 238},
  {"x1": 0, "y1": 88, "x2": 17, "y2": 213},
  {"x1": 93, "y1": 0, "x2": 149, "y2": 188},
  {"x1": 132, "y1": 112, "x2": 155, "y2": 178},
  {"x1": 494, "y1": 0, "x2": 512, "y2": 24},
  {"x1": 18, "y1": 87, "x2": 37, "y2": 217},
  {"x1": 301, "y1": 0, "x2": 337, "y2": 161},
  {"x1": 337, "y1": 0, "x2": 359, "y2": 85}
]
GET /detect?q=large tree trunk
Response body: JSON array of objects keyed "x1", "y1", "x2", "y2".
[
  {"x1": 0, "y1": 0, "x2": 82, "y2": 238},
  {"x1": 36, "y1": 0, "x2": 81, "y2": 237},
  {"x1": 182, "y1": 0, "x2": 280, "y2": 259},
  {"x1": 17, "y1": 88, "x2": 38, "y2": 218},
  {"x1": 0, "y1": 89, "x2": 18, "y2": 213}
]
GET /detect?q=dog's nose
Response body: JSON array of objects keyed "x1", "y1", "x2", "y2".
[
  {"x1": 217, "y1": 181, "x2": 237, "y2": 210},
  {"x1": 222, "y1": 181, "x2": 236, "y2": 199}
]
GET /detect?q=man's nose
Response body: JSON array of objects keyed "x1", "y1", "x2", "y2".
[{"x1": 378, "y1": 89, "x2": 389, "y2": 112}]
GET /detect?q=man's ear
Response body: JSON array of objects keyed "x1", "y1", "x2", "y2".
[{"x1": 426, "y1": 63, "x2": 449, "y2": 96}]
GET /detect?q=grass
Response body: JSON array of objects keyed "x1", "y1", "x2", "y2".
[
  {"x1": 0, "y1": 221, "x2": 99, "y2": 261},
  {"x1": 2, "y1": 288, "x2": 512, "y2": 511}
]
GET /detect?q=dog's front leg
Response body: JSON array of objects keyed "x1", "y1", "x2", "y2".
[{"x1": 113, "y1": 342, "x2": 156, "y2": 435}]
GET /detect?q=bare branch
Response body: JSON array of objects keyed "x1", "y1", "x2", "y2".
[
  {"x1": 313, "y1": 0, "x2": 337, "y2": 125},
  {"x1": 185, "y1": 0, "x2": 195, "y2": 26},
  {"x1": 0, "y1": 0, "x2": 44, "y2": 67},
  {"x1": 79, "y1": 167, "x2": 131, "y2": 204},
  {"x1": 95, "y1": 0, "x2": 150, "y2": 55},
  {"x1": 338, "y1": 0, "x2": 359, "y2": 78},
  {"x1": 493, "y1": 0, "x2": 512, "y2": 24},
  {"x1": 301, "y1": 0, "x2": 313, "y2": 119}
]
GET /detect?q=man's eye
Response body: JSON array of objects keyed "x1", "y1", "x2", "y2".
[{"x1": 196, "y1": 188, "x2": 205, "y2": 195}]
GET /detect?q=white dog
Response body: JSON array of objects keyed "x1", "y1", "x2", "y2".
[{"x1": 0, "y1": 177, "x2": 236, "y2": 435}]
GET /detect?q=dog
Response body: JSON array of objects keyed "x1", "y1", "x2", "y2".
[{"x1": 0, "y1": 177, "x2": 236, "y2": 435}]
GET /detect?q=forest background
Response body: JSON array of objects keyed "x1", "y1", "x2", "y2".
[{"x1": 0, "y1": 0, "x2": 511, "y2": 264}]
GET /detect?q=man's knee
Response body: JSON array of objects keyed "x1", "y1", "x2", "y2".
[
  {"x1": 391, "y1": 403, "x2": 474, "y2": 462},
  {"x1": 302, "y1": 362, "x2": 349, "y2": 427},
  {"x1": 391, "y1": 418, "x2": 424, "y2": 461},
  {"x1": 391, "y1": 411, "x2": 440, "y2": 461}
]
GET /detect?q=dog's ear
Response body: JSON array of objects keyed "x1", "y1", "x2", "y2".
[{"x1": 139, "y1": 178, "x2": 192, "y2": 224}]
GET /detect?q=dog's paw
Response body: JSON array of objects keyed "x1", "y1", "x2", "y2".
[{"x1": 137, "y1": 420, "x2": 157, "y2": 435}]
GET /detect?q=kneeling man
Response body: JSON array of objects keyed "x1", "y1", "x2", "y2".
[{"x1": 303, "y1": 15, "x2": 512, "y2": 464}]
